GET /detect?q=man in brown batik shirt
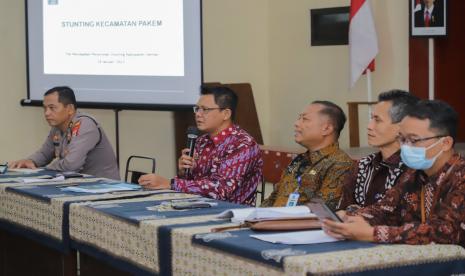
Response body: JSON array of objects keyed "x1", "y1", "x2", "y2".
[
  {"x1": 324, "y1": 100, "x2": 465, "y2": 246},
  {"x1": 261, "y1": 101, "x2": 353, "y2": 210},
  {"x1": 338, "y1": 90, "x2": 418, "y2": 211}
]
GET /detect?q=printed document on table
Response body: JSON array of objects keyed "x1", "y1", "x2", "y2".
[
  {"x1": 251, "y1": 230, "x2": 338, "y2": 245},
  {"x1": 22, "y1": 175, "x2": 65, "y2": 183},
  {"x1": 8, "y1": 168, "x2": 44, "y2": 173},
  {"x1": 62, "y1": 183, "x2": 141, "y2": 193},
  {"x1": 217, "y1": 206, "x2": 315, "y2": 223}
]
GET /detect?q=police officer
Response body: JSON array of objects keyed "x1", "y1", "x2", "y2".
[{"x1": 10, "y1": 86, "x2": 120, "y2": 180}]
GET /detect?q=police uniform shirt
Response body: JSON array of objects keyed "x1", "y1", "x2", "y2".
[{"x1": 28, "y1": 112, "x2": 120, "y2": 180}]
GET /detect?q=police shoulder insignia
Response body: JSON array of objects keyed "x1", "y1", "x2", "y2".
[{"x1": 72, "y1": 120, "x2": 81, "y2": 137}]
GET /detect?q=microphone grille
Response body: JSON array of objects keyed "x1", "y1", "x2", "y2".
[{"x1": 186, "y1": 126, "x2": 200, "y2": 138}]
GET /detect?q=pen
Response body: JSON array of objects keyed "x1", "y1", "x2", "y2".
[{"x1": 55, "y1": 183, "x2": 79, "y2": 188}]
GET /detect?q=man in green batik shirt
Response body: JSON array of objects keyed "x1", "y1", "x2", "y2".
[{"x1": 261, "y1": 101, "x2": 353, "y2": 210}]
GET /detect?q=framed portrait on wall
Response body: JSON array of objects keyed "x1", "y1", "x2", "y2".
[{"x1": 410, "y1": 0, "x2": 447, "y2": 37}]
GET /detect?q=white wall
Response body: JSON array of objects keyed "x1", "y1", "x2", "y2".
[
  {"x1": 202, "y1": 0, "x2": 271, "y2": 143},
  {"x1": 0, "y1": 0, "x2": 409, "y2": 177},
  {"x1": 268, "y1": 0, "x2": 409, "y2": 149},
  {"x1": 0, "y1": 0, "x2": 48, "y2": 164}
]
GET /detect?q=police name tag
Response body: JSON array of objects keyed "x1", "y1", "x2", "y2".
[{"x1": 286, "y1": 192, "x2": 300, "y2": 207}]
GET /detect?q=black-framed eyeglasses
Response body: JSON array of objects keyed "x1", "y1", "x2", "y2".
[
  {"x1": 193, "y1": 106, "x2": 224, "y2": 114},
  {"x1": 397, "y1": 135, "x2": 445, "y2": 145}
]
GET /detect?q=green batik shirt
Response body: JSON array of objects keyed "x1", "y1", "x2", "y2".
[{"x1": 261, "y1": 143, "x2": 354, "y2": 211}]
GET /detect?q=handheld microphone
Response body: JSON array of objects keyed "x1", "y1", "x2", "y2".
[{"x1": 185, "y1": 126, "x2": 200, "y2": 176}]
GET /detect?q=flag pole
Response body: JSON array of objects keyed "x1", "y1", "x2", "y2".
[
  {"x1": 366, "y1": 68, "x2": 372, "y2": 119},
  {"x1": 428, "y1": 38, "x2": 435, "y2": 100}
]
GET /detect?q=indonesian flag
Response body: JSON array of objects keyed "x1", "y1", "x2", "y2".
[
  {"x1": 414, "y1": 0, "x2": 422, "y2": 12},
  {"x1": 349, "y1": 0, "x2": 378, "y2": 88}
]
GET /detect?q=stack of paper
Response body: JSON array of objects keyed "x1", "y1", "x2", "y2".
[
  {"x1": 21, "y1": 175, "x2": 65, "y2": 183},
  {"x1": 8, "y1": 168, "x2": 44, "y2": 174},
  {"x1": 61, "y1": 183, "x2": 141, "y2": 193},
  {"x1": 217, "y1": 206, "x2": 315, "y2": 223},
  {"x1": 251, "y1": 230, "x2": 338, "y2": 245}
]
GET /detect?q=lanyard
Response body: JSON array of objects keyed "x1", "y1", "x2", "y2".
[
  {"x1": 287, "y1": 176, "x2": 302, "y2": 207},
  {"x1": 291, "y1": 151, "x2": 328, "y2": 192},
  {"x1": 293, "y1": 176, "x2": 302, "y2": 193}
]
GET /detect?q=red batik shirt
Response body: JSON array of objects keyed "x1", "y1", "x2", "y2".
[
  {"x1": 353, "y1": 153, "x2": 465, "y2": 246},
  {"x1": 172, "y1": 125, "x2": 263, "y2": 206}
]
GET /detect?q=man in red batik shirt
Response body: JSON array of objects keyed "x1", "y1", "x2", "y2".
[{"x1": 138, "y1": 86, "x2": 263, "y2": 206}]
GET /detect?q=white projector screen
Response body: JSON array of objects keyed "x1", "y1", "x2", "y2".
[{"x1": 25, "y1": 0, "x2": 202, "y2": 109}]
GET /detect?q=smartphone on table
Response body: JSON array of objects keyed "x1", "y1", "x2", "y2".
[{"x1": 307, "y1": 198, "x2": 343, "y2": 222}]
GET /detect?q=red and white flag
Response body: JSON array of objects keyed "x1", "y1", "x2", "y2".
[
  {"x1": 414, "y1": 0, "x2": 422, "y2": 12},
  {"x1": 349, "y1": 0, "x2": 378, "y2": 88}
]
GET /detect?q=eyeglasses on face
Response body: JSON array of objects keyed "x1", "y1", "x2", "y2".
[
  {"x1": 192, "y1": 106, "x2": 224, "y2": 114},
  {"x1": 397, "y1": 134, "x2": 445, "y2": 146}
]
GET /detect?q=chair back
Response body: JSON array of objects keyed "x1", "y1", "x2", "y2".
[
  {"x1": 124, "y1": 155, "x2": 156, "y2": 184},
  {"x1": 256, "y1": 146, "x2": 303, "y2": 206}
]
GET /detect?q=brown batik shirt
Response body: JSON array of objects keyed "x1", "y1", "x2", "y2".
[
  {"x1": 261, "y1": 143, "x2": 353, "y2": 210},
  {"x1": 353, "y1": 153, "x2": 465, "y2": 246},
  {"x1": 338, "y1": 151, "x2": 407, "y2": 210}
]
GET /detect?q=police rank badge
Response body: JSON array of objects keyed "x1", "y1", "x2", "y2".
[{"x1": 72, "y1": 121, "x2": 81, "y2": 137}]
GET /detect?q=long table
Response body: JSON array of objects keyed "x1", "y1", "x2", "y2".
[
  {"x1": 1, "y1": 170, "x2": 465, "y2": 275},
  {"x1": 69, "y1": 193, "x2": 244, "y2": 275},
  {"x1": 0, "y1": 170, "x2": 167, "y2": 275},
  {"x1": 187, "y1": 229, "x2": 465, "y2": 275},
  {"x1": 68, "y1": 197, "x2": 465, "y2": 275},
  {"x1": 0, "y1": 170, "x2": 80, "y2": 275}
]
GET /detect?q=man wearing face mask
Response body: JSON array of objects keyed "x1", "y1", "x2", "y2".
[
  {"x1": 323, "y1": 100, "x2": 465, "y2": 246},
  {"x1": 338, "y1": 90, "x2": 419, "y2": 211}
]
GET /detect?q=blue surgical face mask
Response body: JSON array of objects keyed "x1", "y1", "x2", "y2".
[{"x1": 400, "y1": 138, "x2": 443, "y2": 170}]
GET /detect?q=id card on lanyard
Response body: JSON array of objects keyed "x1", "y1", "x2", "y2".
[{"x1": 286, "y1": 176, "x2": 302, "y2": 207}]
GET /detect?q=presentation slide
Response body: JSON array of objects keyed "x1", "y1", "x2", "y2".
[
  {"x1": 26, "y1": 0, "x2": 202, "y2": 107},
  {"x1": 43, "y1": 0, "x2": 184, "y2": 76}
]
